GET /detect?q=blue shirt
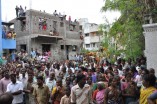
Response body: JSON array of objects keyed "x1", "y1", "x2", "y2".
[{"x1": 30, "y1": 51, "x2": 36, "y2": 58}]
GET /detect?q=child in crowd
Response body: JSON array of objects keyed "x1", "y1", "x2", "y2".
[{"x1": 60, "y1": 86, "x2": 71, "y2": 104}]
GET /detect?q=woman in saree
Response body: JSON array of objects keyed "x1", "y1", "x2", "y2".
[
  {"x1": 104, "y1": 77, "x2": 122, "y2": 104},
  {"x1": 140, "y1": 74, "x2": 156, "y2": 104}
]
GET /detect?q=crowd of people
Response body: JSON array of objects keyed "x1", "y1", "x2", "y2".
[{"x1": 0, "y1": 49, "x2": 157, "y2": 104}]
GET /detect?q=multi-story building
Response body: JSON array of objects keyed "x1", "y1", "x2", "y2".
[
  {"x1": 10, "y1": 9, "x2": 83, "y2": 60},
  {"x1": 79, "y1": 18, "x2": 102, "y2": 51}
]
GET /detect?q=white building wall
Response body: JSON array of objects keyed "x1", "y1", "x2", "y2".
[
  {"x1": 90, "y1": 35, "x2": 100, "y2": 43},
  {"x1": 84, "y1": 37, "x2": 90, "y2": 44},
  {"x1": 79, "y1": 18, "x2": 102, "y2": 51},
  {"x1": 143, "y1": 23, "x2": 157, "y2": 76}
]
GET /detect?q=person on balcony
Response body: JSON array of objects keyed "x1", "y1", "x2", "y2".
[
  {"x1": 19, "y1": 5, "x2": 24, "y2": 17},
  {"x1": 15, "y1": 6, "x2": 19, "y2": 17},
  {"x1": 49, "y1": 30, "x2": 53, "y2": 36},
  {"x1": 53, "y1": 10, "x2": 58, "y2": 16},
  {"x1": 68, "y1": 16, "x2": 71, "y2": 23},
  {"x1": 2, "y1": 26, "x2": 6, "y2": 38},
  {"x1": 12, "y1": 31, "x2": 16, "y2": 40},
  {"x1": 53, "y1": 28, "x2": 59, "y2": 36},
  {"x1": 23, "y1": 6, "x2": 27, "y2": 16},
  {"x1": 39, "y1": 18, "x2": 42, "y2": 30},
  {"x1": 42, "y1": 18, "x2": 47, "y2": 30}
]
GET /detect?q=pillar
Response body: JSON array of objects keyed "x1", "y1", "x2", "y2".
[{"x1": 143, "y1": 23, "x2": 157, "y2": 76}]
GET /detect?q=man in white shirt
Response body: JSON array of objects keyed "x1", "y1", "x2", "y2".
[
  {"x1": 71, "y1": 74, "x2": 92, "y2": 104},
  {"x1": 6, "y1": 73, "x2": 23, "y2": 104},
  {"x1": 45, "y1": 72, "x2": 56, "y2": 104},
  {"x1": 19, "y1": 68, "x2": 28, "y2": 104}
]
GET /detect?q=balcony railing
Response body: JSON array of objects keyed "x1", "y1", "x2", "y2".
[{"x1": 2, "y1": 39, "x2": 16, "y2": 49}]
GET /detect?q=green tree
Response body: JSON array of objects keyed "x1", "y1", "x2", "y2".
[{"x1": 100, "y1": 0, "x2": 151, "y2": 60}]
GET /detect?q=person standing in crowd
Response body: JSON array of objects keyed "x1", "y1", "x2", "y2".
[
  {"x1": 0, "y1": 70, "x2": 11, "y2": 95},
  {"x1": 148, "y1": 90, "x2": 157, "y2": 104},
  {"x1": 104, "y1": 77, "x2": 121, "y2": 104},
  {"x1": 33, "y1": 76, "x2": 49, "y2": 104},
  {"x1": 122, "y1": 81, "x2": 138, "y2": 104},
  {"x1": 95, "y1": 82, "x2": 105, "y2": 104},
  {"x1": 11, "y1": 51, "x2": 16, "y2": 62},
  {"x1": 140, "y1": 74, "x2": 156, "y2": 104},
  {"x1": 19, "y1": 68, "x2": 28, "y2": 104},
  {"x1": 0, "y1": 92, "x2": 13, "y2": 104},
  {"x1": 51, "y1": 78, "x2": 65, "y2": 104},
  {"x1": 6, "y1": 73, "x2": 24, "y2": 104},
  {"x1": 60, "y1": 86, "x2": 71, "y2": 104},
  {"x1": 23, "y1": 70, "x2": 36, "y2": 104},
  {"x1": 71, "y1": 73, "x2": 92, "y2": 104},
  {"x1": 46, "y1": 72, "x2": 56, "y2": 91},
  {"x1": 30, "y1": 48, "x2": 36, "y2": 59},
  {"x1": 46, "y1": 72, "x2": 56, "y2": 104}
]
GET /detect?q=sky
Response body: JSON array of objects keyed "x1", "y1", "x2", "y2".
[{"x1": 1, "y1": 0, "x2": 121, "y2": 24}]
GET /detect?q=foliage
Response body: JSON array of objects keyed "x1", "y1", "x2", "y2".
[
  {"x1": 80, "y1": 48, "x2": 90, "y2": 54},
  {"x1": 100, "y1": 0, "x2": 149, "y2": 60}
]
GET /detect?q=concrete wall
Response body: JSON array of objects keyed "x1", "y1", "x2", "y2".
[
  {"x1": 66, "y1": 31, "x2": 80, "y2": 39},
  {"x1": 143, "y1": 23, "x2": 157, "y2": 76}
]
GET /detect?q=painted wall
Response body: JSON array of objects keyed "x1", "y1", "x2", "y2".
[{"x1": 2, "y1": 39, "x2": 16, "y2": 49}]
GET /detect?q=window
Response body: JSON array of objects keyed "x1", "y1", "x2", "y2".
[
  {"x1": 39, "y1": 18, "x2": 47, "y2": 30},
  {"x1": 61, "y1": 45, "x2": 64, "y2": 50},
  {"x1": 86, "y1": 44, "x2": 90, "y2": 48},
  {"x1": 72, "y1": 45, "x2": 77, "y2": 51},
  {"x1": 79, "y1": 26, "x2": 82, "y2": 30},
  {"x1": 21, "y1": 20, "x2": 26, "y2": 31},
  {"x1": 93, "y1": 43, "x2": 95, "y2": 47},
  {"x1": 60, "y1": 22, "x2": 64, "y2": 27},
  {"x1": 73, "y1": 25, "x2": 75, "y2": 30},
  {"x1": 85, "y1": 33, "x2": 89, "y2": 37},
  {"x1": 53, "y1": 21, "x2": 57, "y2": 28}
]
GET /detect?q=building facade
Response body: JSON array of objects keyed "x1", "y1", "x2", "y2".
[
  {"x1": 78, "y1": 18, "x2": 102, "y2": 51},
  {"x1": 12, "y1": 9, "x2": 83, "y2": 60},
  {"x1": 143, "y1": 23, "x2": 157, "y2": 76}
]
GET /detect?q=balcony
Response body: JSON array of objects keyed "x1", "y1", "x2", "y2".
[
  {"x1": 33, "y1": 29, "x2": 61, "y2": 37},
  {"x1": 2, "y1": 39, "x2": 16, "y2": 49},
  {"x1": 84, "y1": 24, "x2": 98, "y2": 33},
  {"x1": 90, "y1": 36, "x2": 100, "y2": 43}
]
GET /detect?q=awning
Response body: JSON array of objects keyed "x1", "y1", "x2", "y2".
[
  {"x1": 30, "y1": 34, "x2": 63, "y2": 40},
  {"x1": 2, "y1": 22, "x2": 14, "y2": 26},
  {"x1": 65, "y1": 39, "x2": 82, "y2": 45}
]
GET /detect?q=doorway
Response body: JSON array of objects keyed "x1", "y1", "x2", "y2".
[
  {"x1": 66, "y1": 45, "x2": 69, "y2": 60},
  {"x1": 20, "y1": 44, "x2": 27, "y2": 51},
  {"x1": 42, "y1": 44, "x2": 51, "y2": 53}
]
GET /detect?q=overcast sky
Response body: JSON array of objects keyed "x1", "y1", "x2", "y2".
[{"x1": 1, "y1": 0, "x2": 120, "y2": 24}]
